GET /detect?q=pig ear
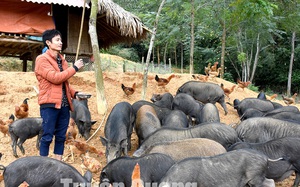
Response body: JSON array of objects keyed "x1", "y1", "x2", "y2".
[
  {"x1": 100, "y1": 136, "x2": 108, "y2": 146},
  {"x1": 84, "y1": 170, "x2": 93, "y2": 183},
  {"x1": 91, "y1": 120, "x2": 97, "y2": 125}
]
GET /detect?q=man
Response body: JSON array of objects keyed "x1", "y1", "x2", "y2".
[{"x1": 35, "y1": 29, "x2": 84, "y2": 160}]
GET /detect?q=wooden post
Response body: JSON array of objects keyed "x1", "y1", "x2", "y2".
[
  {"x1": 31, "y1": 50, "x2": 38, "y2": 71},
  {"x1": 22, "y1": 59, "x2": 27, "y2": 72}
]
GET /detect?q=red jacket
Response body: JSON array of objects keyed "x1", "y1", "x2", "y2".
[{"x1": 35, "y1": 50, "x2": 77, "y2": 111}]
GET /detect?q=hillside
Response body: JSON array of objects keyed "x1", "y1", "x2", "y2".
[{"x1": 0, "y1": 54, "x2": 298, "y2": 186}]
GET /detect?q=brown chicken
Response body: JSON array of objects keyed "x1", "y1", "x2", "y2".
[
  {"x1": 122, "y1": 83, "x2": 136, "y2": 96},
  {"x1": 204, "y1": 63, "x2": 211, "y2": 76},
  {"x1": 81, "y1": 153, "x2": 102, "y2": 173},
  {"x1": 267, "y1": 94, "x2": 278, "y2": 101},
  {"x1": 209, "y1": 67, "x2": 221, "y2": 81},
  {"x1": 221, "y1": 83, "x2": 236, "y2": 101},
  {"x1": 155, "y1": 74, "x2": 175, "y2": 87},
  {"x1": 131, "y1": 163, "x2": 143, "y2": 187},
  {"x1": 65, "y1": 118, "x2": 78, "y2": 140},
  {"x1": 0, "y1": 119, "x2": 9, "y2": 137},
  {"x1": 282, "y1": 93, "x2": 297, "y2": 105},
  {"x1": 192, "y1": 74, "x2": 208, "y2": 82},
  {"x1": 210, "y1": 61, "x2": 219, "y2": 72},
  {"x1": 0, "y1": 114, "x2": 15, "y2": 137},
  {"x1": 237, "y1": 79, "x2": 251, "y2": 91},
  {"x1": 15, "y1": 98, "x2": 29, "y2": 119},
  {"x1": 66, "y1": 136, "x2": 103, "y2": 162}
]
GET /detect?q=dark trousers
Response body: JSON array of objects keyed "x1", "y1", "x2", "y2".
[{"x1": 39, "y1": 107, "x2": 70, "y2": 156}]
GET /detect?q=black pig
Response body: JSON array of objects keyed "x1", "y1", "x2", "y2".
[
  {"x1": 176, "y1": 81, "x2": 228, "y2": 115},
  {"x1": 100, "y1": 153, "x2": 175, "y2": 187},
  {"x1": 71, "y1": 99, "x2": 96, "y2": 140},
  {"x1": 1, "y1": 156, "x2": 92, "y2": 187},
  {"x1": 9, "y1": 117, "x2": 43, "y2": 157},
  {"x1": 100, "y1": 101, "x2": 135, "y2": 163}
]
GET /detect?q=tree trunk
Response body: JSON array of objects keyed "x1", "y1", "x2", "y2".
[
  {"x1": 181, "y1": 42, "x2": 184, "y2": 74},
  {"x1": 141, "y1": 0, "x2": 166, "y2": 100},
  {"x1": 220, "y1": 19, "x2": 226, "y2": 79},
  {"x1": 250, "y1": 33, "x2": 260, "y2": 82},
  {"x1": 168, "y1": 58, "x2": 171, "y2": 73},
  {"x1": 174, "y1": 46, "x2": 177, "y2": 67},
  {"x1": 157, "y1": 46, "x2": 160, "y2": 65},
  {"x1": 287, "y1": 31, "x2": 296, "y2": 96},
  {"x1": 89, "y1": 0, "x2": 107, "y2": 114},
  {"x1": 164, "y1": 42, "x2": 168, "y2": 69},
  {"x1": 152, "y1": 46, "x2": 155, "y2": 64},
  {"x1": 189, "y1": 0, "x2": 195, "y2": 74}
]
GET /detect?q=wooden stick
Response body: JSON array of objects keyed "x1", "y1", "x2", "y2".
[{"x1": 75, "y1": 0, "x2": 87, "y2": 61}]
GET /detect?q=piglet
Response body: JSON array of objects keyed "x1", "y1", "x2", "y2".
[{"x1": 9, "y1": 117, "x2": 43, "y2": 157}]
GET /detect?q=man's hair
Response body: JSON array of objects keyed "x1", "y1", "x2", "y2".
[{"x1": 42, "y1": 29, "x2": 62, "y2": 48}]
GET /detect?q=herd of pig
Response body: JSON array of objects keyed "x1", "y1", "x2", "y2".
[{"x1": 2, "y1": 80, "x2": 300, "y2": 187}]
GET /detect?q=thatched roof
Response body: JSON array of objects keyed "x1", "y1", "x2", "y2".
[
  {"x1": 97, "y1": 0, "x2": 148, "y2": 48},
  {"x1": 24, "y1": 0, "x2": 90, "y2": 8},
  {"x1": 0, "y1": 0, "x2": 149, "y2": 61}
]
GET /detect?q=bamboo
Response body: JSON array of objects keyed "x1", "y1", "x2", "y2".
[{"x1": 75, "y1": 0, "x2": 87, "y2": 61}]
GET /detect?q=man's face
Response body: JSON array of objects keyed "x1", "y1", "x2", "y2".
[{"x1": 47, "y1": 35, "x2": 62, "y2": 51}]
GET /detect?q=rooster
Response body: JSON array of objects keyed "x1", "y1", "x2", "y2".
[
  {"x1": 15, "y1": 98, "x2": 29, "y2": 119},
  {"x1": 282, "y1": 93, "x2": 297, "y2": 105},
  {"x1": 131, "y1": 163, "x2": 143, "y2": 187},
  {"x1": 220, "y1": 83, "x2": 236, "y2": 101},
  {"x1": 237, "y1": 79, "x2": 251, "y2": 91},
  {"x1": 155, "y1": 74, "x2": 175, "y2": 87},
  {"x1": 121, "y1": 83, "x2": 136, "y2": 96}
]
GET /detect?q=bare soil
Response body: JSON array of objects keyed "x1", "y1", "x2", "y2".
[{"x1": 0, "y1": 59, "x2": 298, "y2": 186}]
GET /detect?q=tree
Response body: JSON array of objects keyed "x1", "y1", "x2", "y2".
[
  {"x1": 288, "y1": 31, "x2": 296, "y2": 96},
  {"x1": 89, "y1": 0, "x2": 107, "y2": 114},
  {"x1": 141, "y1": 0, "x2": 166, "y2": 100},
  {"x1": 229, "y1": 0, "x2": 277, "y2": 82},
  {"x1": 189, "y1": 0, "x2": 195, "y2": 74},
  {"x1": 274, "y1": 0, "x2": 300, "y2": 95}
]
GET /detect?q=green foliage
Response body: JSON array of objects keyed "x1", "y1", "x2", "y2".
[
  {"x1": 223, "y1": 72, "x2": 234, "y2": 82},
  {"x1": 237, "y1": 52, "x2": 246, "y2": 63},
  {"x1": 102, "y1": 45, "x2": 140, "y2": 62},
  {"x1": 101, "y1": 0, "x2": 300, "y2": 94},
  {"x1": 248, "y1": 84, "x2": 259, "y2": 92}
]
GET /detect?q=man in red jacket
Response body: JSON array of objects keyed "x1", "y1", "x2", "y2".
[{"x1": 35, "y1": 29, "x2": 84, "y2": 161}]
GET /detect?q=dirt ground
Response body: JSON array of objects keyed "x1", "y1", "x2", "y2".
[{"x1": 0, "y1": 67, "x2": 298, "y2": 186}]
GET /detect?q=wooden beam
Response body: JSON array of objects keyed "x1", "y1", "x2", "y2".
[{"x1": 0, "y1": 38, "x2": 42, "y2": 45}]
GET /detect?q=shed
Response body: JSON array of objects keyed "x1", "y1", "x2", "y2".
[{"x1": 0, "y1": 0, "x2": 148, "y2": 71}]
